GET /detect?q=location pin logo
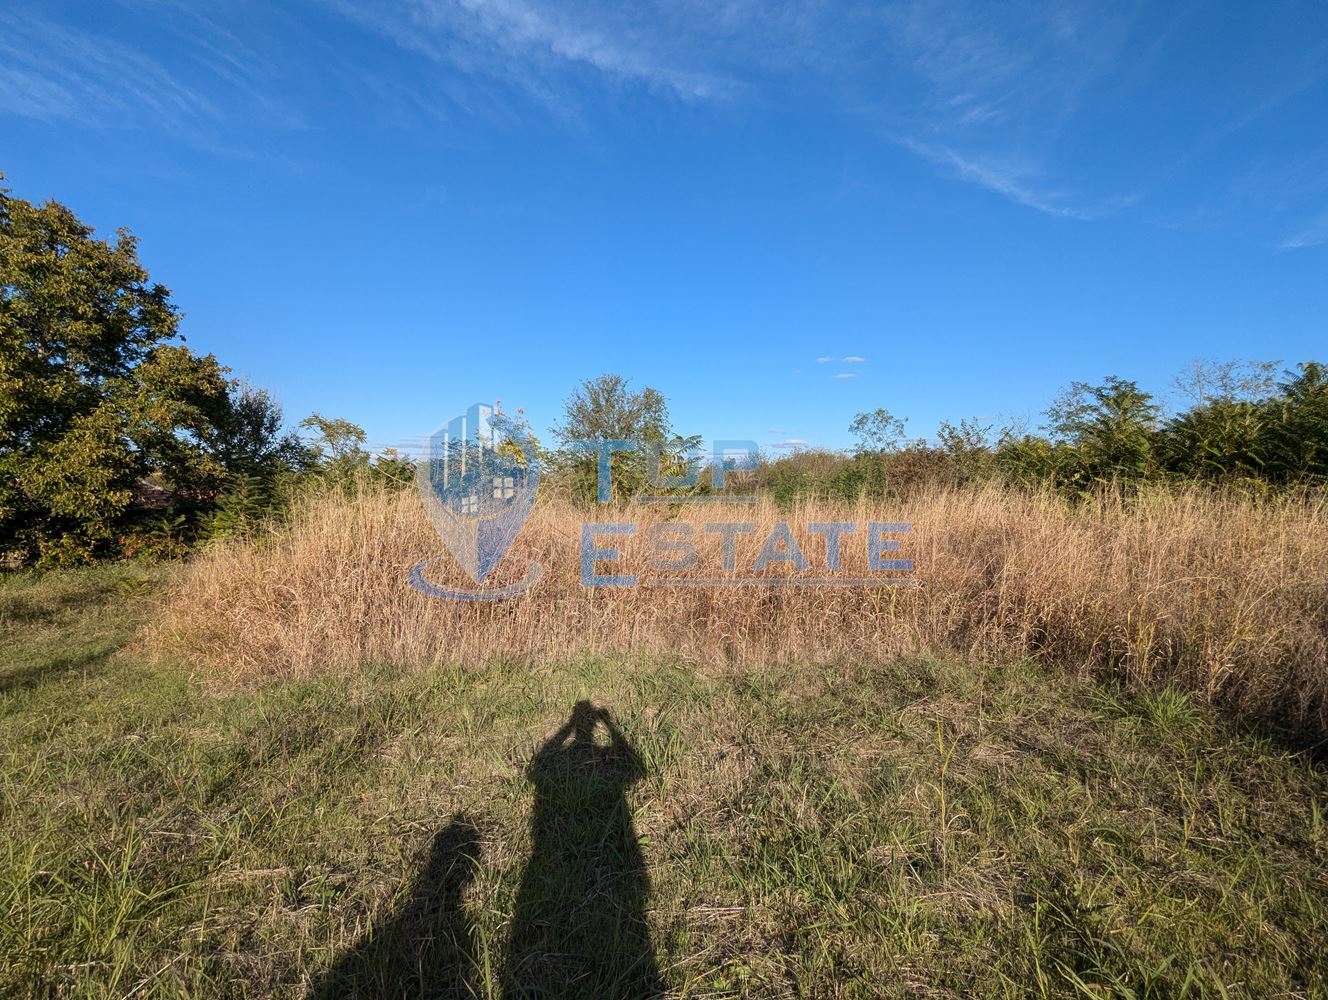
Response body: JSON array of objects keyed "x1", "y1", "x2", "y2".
[{"x1": 409, "y1": 403, "x2": 544, "y2": 600}]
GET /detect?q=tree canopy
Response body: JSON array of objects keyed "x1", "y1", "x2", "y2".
[
  {"x1": 552, "y1": 374, "x2": 670, "y2": 446},
  {"x1": 0, "y1": 183, "x2": 298, "y2": 562}
]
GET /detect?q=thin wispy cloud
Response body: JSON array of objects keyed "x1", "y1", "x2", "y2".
[
  {"x1": 331, "y1": 2, "x2": 1324, "y2": 239},
  {"x1": 1280, "y1": 212, "x2": 1328, "y2": 251},
  {"x1": 770, "y1": 438, "x2": 809, "y2": 449},
  {"x1": 833, "y1": 372, "x2": 857, "y2": 380},
  {"x1": 815, "y1": 356, "x2": 834, "y2": 363},
  {"x1": 0, "y1": 2, "x2": 330, "y2": 144},
  {"x1": 0, "y1": 10, "x2": 218, "y2": 125},
  {"x1": 841, "y1": 355, "x2": 866, "y2": 363},
  {"x1": 881, "y1": 2, "x2": 1328, "y2": 237},
  {"x1": 867, "y1": 1, "x2": 1138, "y2": 218},
  {"x1": 335, "y1": 0, "x2": 733, "y2": 107},
  {"x1": 2, "y1": 0, "x2": 1323, "y2": 249},
  {"x1": 323, "y1": 0, "x2": 1127, "y2": 225},
  {"x1": 898, "y1": 137, "x2": 1092, "y2": 220}
]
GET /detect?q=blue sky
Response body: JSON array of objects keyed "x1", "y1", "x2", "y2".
[{"x1": 3, "y1": 1, "x2": 1326, "y2": 453}]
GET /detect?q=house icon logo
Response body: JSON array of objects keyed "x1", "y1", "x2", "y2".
[{"x1": 409, "y1": 402, "x2": 543, "y2": 600}]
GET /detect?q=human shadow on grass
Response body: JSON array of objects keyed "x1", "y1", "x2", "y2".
[
  {"x1": 504, "y1": 700, "x2": 664, "y2": 1000},
  {"x1": 308, "y1": 817, "x2": 482, "y2": 999},
  {"x1": 310, "y1": 701, "x2": 662, "y2": 999}
]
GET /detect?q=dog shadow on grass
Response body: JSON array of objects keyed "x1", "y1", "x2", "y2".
[{"x1": 309, "y1": 700, "x2": 663, "y2": 1000}]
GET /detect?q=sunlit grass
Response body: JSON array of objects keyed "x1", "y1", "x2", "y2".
[{"x1": 4, "y1": 566, "x2": 1328, "y2": 997}]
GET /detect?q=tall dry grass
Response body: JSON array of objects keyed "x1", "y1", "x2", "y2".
[{"x1": 148, "y1": 482, "x2": 1328, "y2": 736}]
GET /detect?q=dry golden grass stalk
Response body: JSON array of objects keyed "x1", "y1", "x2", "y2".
[{"x1": 148, "y1": 482, "x2": 1328, "y2": 735}]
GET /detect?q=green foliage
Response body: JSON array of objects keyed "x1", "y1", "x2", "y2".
[
  {"x1": 1045, "y1": 376, "x2": 1160, "y2": 482},
  {"x1": 118, "y1": 513, "x2": 192, "y2": 562},
  {"x1": 0, "y1": 183, "x2": 319, "y2": 564},
  {"x1": 936, "y1": 417, "x2": 995, "y2": 484},
  {"x1": 995, "y1": 434, "x2": 1086, "y2": 489},
  {"x1": 371, "y1": 448, "x2": 417, "y2": 487},
  {"x1": 1159, "y1": 399, "x2": 1268, "y2": 481},
  {"x1": 208, "y1": 382, "x2": 311, "y2": 480},
  {"x1": 1265, "y1": 361, "x2": 1328, "y2": 482},
  {"x1": 550, "y1": 374, "x2": 678, "y2": 503},
  {"x1": 300, "y1": 412, "x2": 368, "y2": 467},
  {"x1": 999, "y1": 365, "x2": 1327, "y2": 492},
  {"x1": 754, "y1": 449, "x2": 903, "y2": 504},
  {"x1": 0, "y1": 183, "x2": 238, "y2": 563},
  {"x1": 552, "y1": 374, "x2": 670, "y2": 446},
  {"x1": 490, "y1": 408, "x2": 545, "y2": 472},
  {"x1": 295, "y1": 412, "x2": 416, "y2": 497},
  {"x1": 207, "y1": 472, "x2": 294, "y2": 538},
  {"x1": 756, "y1": 448, "x2": 835, "y2": 505},
  {"x1": 849, "y1": 407, "x2": 908, "y2": 454},
  {"x1": 792, "y1": 361, "x2": 1328, "y2": 499}
]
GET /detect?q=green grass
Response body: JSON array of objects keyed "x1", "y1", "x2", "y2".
[{"x1": 2, "y1": 566, "x2": 1327, "y2": 998}]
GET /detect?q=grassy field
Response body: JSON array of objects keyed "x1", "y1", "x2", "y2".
[
  {"x1": 150, "y1": 484, "x2": 1328, "y2": 741},
  {"x1": 3, "y1": 564, "x2": 1328, "y2": 998}
]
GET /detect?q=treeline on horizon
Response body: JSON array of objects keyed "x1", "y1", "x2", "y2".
[
  {"x1": 3, "y1": 179, "x2": 1327, "y2": 566},
  {"x1": 757, "y1": 358, "x2": 1328, "y2": 505}
]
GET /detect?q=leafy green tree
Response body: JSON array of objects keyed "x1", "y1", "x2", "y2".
[
  {"x1": 0, "y1": 181, "x2": 235, "y2": 562},
  {"x1": 849, "y1": 407, "x2": 908, "y2": 454},
  {"x1": 210, "y1": 383, "x2": 311, "y2": 479},
  {"x1": 204, "y1": 386, "x2": 313, "y2": 537},
  {"x1": 1160, "y1": 399, "x2": 1268, "y2": 482},
  {"x1": 1264, "y1": 361, "x2": 1328, "y2": 483},
  {"x1": 297, "y1": 412, "x2": 417, "y2": 492},
  {"x1": 552, "y1": 374, "x2": 670, "y2": 445},
  {"x1": 995, "y1": 433, "x2": 1085, "y2": 489},
  {"x1": 371, "y1": 448, "x2": 418, "y2": 486},
  {"x1": 552, "y1": 375, "x2": 673, "y2": 502},
  {"x1": 937, "y1": 417, "x2": 994, "y2": 484},
  {"x1": 300, "y1": 413, "x2": 367, "y2": 464},
  {"x1": 1046, "y1": 376, "x2": 1159, "y2": 482},
  {"x1": 491, "y1": 407, "x2": 544, "y2": 470},
  {"x1": 298, "y1": 412, "x2": 372, "y2": 492}
]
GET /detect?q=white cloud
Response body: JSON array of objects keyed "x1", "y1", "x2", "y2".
[
  {"x1": 841, "y1": 355, "x2": 867, "y2": 363},
  {"x1": 335, "y1": 0, "x2": 733, "y2": 106},
  {"x1": 876, "y1": 2, "x2": 1139, "y2": 219},
  {"x1": 0, "y1": 10, "x2": 219, "y2": 125},
  {"x1": 1280, "y1": 211, "x2": 1328, "y2": 250},
  {"x1": 4, "y1": 0, "x2": 1321, "y2": 249},
  {"x1": 770, "y1": 438, "x2": 809, "y2": 449},
  {"x1": 0, "y1": 65, "x2": 79, "y2": 120},
  {"x1": 815, "y1": 356, "x2": 834, "y2": 363},
  {"x1": 0, "y1": 3, "x2": 325, "y2": 137},
  {"x1": 833, "y1": 372, "x2": 857, "y2": 379},
  {"x1": 898, "y1": 137, "x2": 1092, "y2": 220}
]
